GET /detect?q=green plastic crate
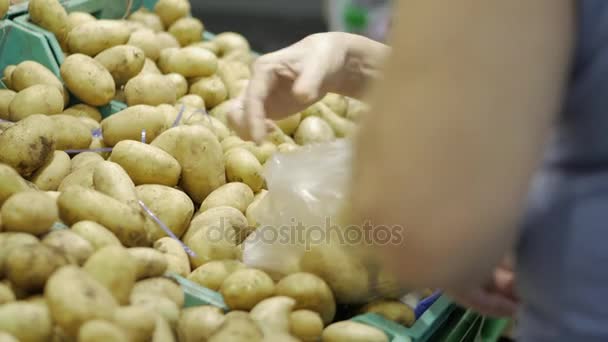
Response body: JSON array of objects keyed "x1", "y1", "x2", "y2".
[
  {"x1": 429, "y1": 308, "x2": 510, "y2": 342},
  {"x1": 0, "y1": 20, "x2": 60, "y2": 76},
  {"x1": 352, "y1": 295, "x2": 456, "y2": 342}
]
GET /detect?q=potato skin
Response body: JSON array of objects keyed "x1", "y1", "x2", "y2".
[
  {"x1": 49, "y1": 114, "x2": 92, "y2": 150},
  {"x1": 45, "y1": 266, "x2": 118, "y2": 337},
  {"x1": 128, "y1": 248, "x2": 169, "y2": 280},
  {"x1": 84, "y1": 246, "x2": 137, "y2": 305},
  {"x1": 30, "y1": 150, "x2": 71, "y2": 191},
  {"x1": 168, "y1": 17, "x2": 203, "y2": 47},
  {"x1": 0, "y1": 115, "x2": 56, "y2": 177},
  {"x1": 178, "y1": 306, "x2": 225, "y2": 342},
  {"x1": 42, "y1": 229, "x2": 94, "y2": 265},
  {"x1": 67, "y1": 20, "x2": 131, "y2": 56},
  {"x1": 66, "y1": 11, "x2": 96, "y2": 31},
  {"x1": 128, "y1": 29, "x2": 162, "y2": 61},
  {"x1": 9, "y1": 84, "x2": 64, "y2": 120},
  {"x1": 61, "y1": 54, "x2": 116, "y2": 106},
  {"x1": 0, "y1": 164, "x2": 32, "y2": 206},
  {"x1": 154, "y1": 0, "x2": 191, "y2": 28},
  {"x1": 110, "y1": 140, "x2": 181, "y2": 186},
  {"x1": 214, "y1": 32, "x2": 250, "y2": 56},
  {"x1": 71, "y1": 220, "x2": 122, "y2": 251},
  {"x1": 187, "y1": 260, "x2": 245, "y2": 291},
  {"x1": 166, "y1": 73, "x2": 188, "y2": 98},
  {"x1": 189, "y1": 75, "x2": 227, "y2": 109},
  {"x1": 167, "y1": 47, "x2": 218, "y2": 78},
  {"x1": 29, "y1": 0, "x2": 69, "y2": 44},
  {"x1": 1, "y1": 191, "x2": 58, "y2": 236},
  {"x1": 294, "y1": 116, "x2": 335, "y2": 145},
  {"x1": 5, "y1": 243, "x2": 69, "y2": 293},
  {"x1": 199, "y1": 182, "x2": 254, "y2": 213},
  {"x1": 11, "y1": 61, "x2": 65, "y2": 96},
  {"x1": 225, "y1": 148, "x2": 265, "y2": 193},
  {"x1": 0, "y1": 301, "x2": 53, "y2": 342},
  {"x1": 220, "y1": 269, "x2": 275, "y2": 311},
  {"x1": 157, "y1": 32, "x2": 180, "y2": 49},
  {"x1": 62, "y1": 104, "x2": 102, "y2": 122},
  {"x1": 135, "y1": 184, "x2": 194, "y2": 241},
  {"x1": 101, "y1": 105, "x2": 167, "y2": 146},
  {"x1": 322, "y1": 321, "x2": 389, "y2": 342},
  {"x1": 78, "y1": 320, "x2": 129, "y2": 342},
  {"x1": 0, "y1": 89, "x2": 15, "y2": 120},
  {"x1": 125, "y1": 73, "x2": 177, "y2": 106},
  {"x1": 94, "y1": 45, "x2": 146, "y2": 86},
  {"x1": 276, "y1": 272, "x2": 337, "y2": 325}
]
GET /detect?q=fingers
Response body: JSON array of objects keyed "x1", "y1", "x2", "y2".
[
  {"x1": 292, "y1": 58, "x2": 328, "y2": 103},
  {"x1": 448, "y1": 287, "x2": 519, "y2": 318}
]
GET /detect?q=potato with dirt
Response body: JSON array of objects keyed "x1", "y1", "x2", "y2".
[
  {"x1": 30, "y1": 151, "x2": 71, "y2": 191},
  {"x1": 1, "y1": 191, "x2": 58, "y2": 236},
  {"x1": 57, "y1": 160, "x2": 102, "y2": 192},
  {"x1": 136, "y1": 184, "x2": 194, "y2": 241},
  {"x1": 61, "y1": 54, "x2": 115, "y2": 106},
  {"x1": 110, "y1": 141, "x2": 181, "y2": 186},
  {"x1": 9, "y1": 84, "x2": 64, "y2": 120},
  {"x1": 94, "y1": 45, "x2": 146, "y2": 86},
  {"x1": 5, "y1": 243, "x2": 69, "y2": 293}
]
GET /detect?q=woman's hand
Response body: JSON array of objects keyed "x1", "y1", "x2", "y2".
[{"x1": 228, "y1": 32, "x2": 389, "y2": 142}]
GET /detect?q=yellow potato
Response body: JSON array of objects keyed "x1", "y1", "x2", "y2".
[
  {"x1": 185, "y1": 113, "x2": 230, "y2": 141},
  {"x1": 360, "y1": 300, "x2": 416, "y2": 327},
  {"x1": 321, "y1": 93, "x2": 348, "y2": 117},
  {"x1": 220, "y1": 269, "x2": 275, "y2": 311},
  {"x1": 125, "y1": 73, "x2": 177, "y2": 106},
  {"x1": 158, "y1": 32, "x2": 181, "y2": 50},
  {"x1": 95, "y1": 45, "x2": 146, "y2": 86},
  {"x1": 128, "y1": 247, "x2": 169, "y2": 280},
  {"x1": 276, "y1": 113, "x2": 302, "y2": 136},
  {"x1": 128, "y1": 10, "x2": 164, "y2": 32},
  {"x1": 62, "y1": 103, "x2": 102, "y2": 122},
  {"x1": 183, "y1": 205, "x2": 249, "y2": 244},
  {"x1": 78, "y1": 320, "x2": 129, "y2": 342},
  {"x1": 2, "y1": 65, "x2": 16, "y2": 90},
  {"x1": 58, "y1": 160, "x2": 101, "y2": 191},
  {"x1": 45, "y1": 266, "x2": 118, "y2": 337},
  {"x1": 151, "y1": 125, "x2": 226, "y2": 203},
  {"x1": 0, "y1": 115, "x2": 56, "y2": 177},
  {"x1": 2, "y1": 190, "x2": 59, "y2": 235},
  {"x1": 66, "y1": 11, "x2": 96, "y2": 31},
  {"x1": 29, "y1": 0, "x2": 69, "y2": 44},
  {"x1": 0, "y1": 282, "x2": 16, "y2": 305},
  {"x1": 220, "y1": 136, "x2": 246, "y2": 153},
  {"x1": 138, "y1": 57, "x2": 162, "y2": 75},
  {"x1": 61, "y1": 54, "x2": 115, "y2": 106},
  {"x1": 101, "y1": 105, "x2": 167, "y2": 146},
  {"x1": 78, "y1": 116, "x2": 101, "y2": 132},
  {"x1": 187, "y1": 260, "x2": 245, "y2": 291},
  {"x1": 130, "y1": 277, "x2": 184, "y2": 308},
  {"x1": 84, "y1": 246, "x2": 137, "y2": 304},
  {"x1": 345, "y1": 97, "x2": 369, "y2": 122},
  {"x1": 189, "y1": 41, "x2": 220, "y2": 55},
  {"x1": 294, "y1": 116, "x2": 336, "y2": 145},
  {"x1": 168, "y1": 17, "x2": 203, "y2": 47},
  {"x1": 209, "y1": 100, "x2": 234, "y2": 125},
  {"x1": 154, "y1": 237, "x2": 191, "y2": 277},
  {"x1": 30, "y1": 150, "x2": 71, "y2": 191},
  {"x1": 166, "y1": 73, "x2": 188, "y2": 98},
  {"x1": 276, "y1": 272, "x2": 337, "y2": 325},
  {"x1": 177, "y1": 94, "x2": 205, "y2": 109},
  {"x1": 112, "y1": 306, "x2": 156, "y2": 342},
  {"x1": 128, "y1": 29, "x2": 161, "y2": 61},
  {"x1": 67, "y1": 20, "x2": 131, "y2": 56},
  {"x1": 266, "y1": 127, "x2": 296, "y2": 146},
  {"x1": 154, "y1": 0, "x2": 190, "y2": 28},
  {"x1": 167, "y1": 47, "x2": 218, "y2": 78},
  {"x1": 290, "y1": 310, "x2": 324, "y2": 342},
  {"x1": 157, "y1": 47, "x2": 179, "y2": 73},
  {"x1": 0, "y1": 89, "x2": 15, "y2": 120},
  {"x1": 42, "y1": 229, "x2": 94, "y2": 265},
  {"x1": 0, "y1": 164, "x2": 33, "y2": 206},
  {"x1": 70, "y1": 152, "x2": 104, "y2": 172},
  {"x1": 0, "y1": 301, "x2": 53, "y2": 342},
  {"x1": 246, "y1": 189, "x2": 268, "y2": 227},
  {"x1": 10, "y1": 61, "x2": 67, "y2": 103},
  {"x1": 214, "y1": 32, "x2": 250, "y2": 56},
  {"x1": 158, "y1": 103, "x2": 180, "y2": 127},
  {"x1": 9, "y1": 84, "x2": 64, "y2": 120},
  {"x1": 135, "y1": 184, "x2": 194, "y2": 241},
  {"x1": 57, "y1": 187, "x2": 147, "y2": 247},
  {"x1": 5, "y1": 243, "x2": 69, "y2": 293},
  {"x1": 208, "y1": 313, "x2": 263, "y2": 342},
  {"x1": 178, "y1": 306, "x2": 225, "y2": 342},
  {"x1": 110, "y1": 140, "x2": 181, "y2": 186},
  {"x1": 199, "y1": 182, "x2": 254, "y2": 213},
  {"x1": 189, "y1": 74, "x2": 227, "y2": 109},
  {"x1": 185, "y1": 222, "x2": 240, "y2": 269},
  {"x1": 0, "y1": 0, "x2": 7, "y2": 19},
  {"x1": 225, "y1": 148, "x2": 265, "y2": 193},
  {"x1": 130, "y1": 294, "x2": 180, "y2": 328},
  {"x1": 49, "y1": 114, "x2": 92, "y2": 150},
  {"x1": 153, "y1": 315, "x2": 176, "y2": 342},
  {"x1": 89, "y1": 137, "x2": 111, "y2": 159},
  {"x1": 315, "y1": 102, "x2": 357, "y2": 138},
  {"x1": 92, "y1": 161, "x2": 140, "y2": 213},
  {"x1": 322, "y1": 321, "x2": 388, "y2": 342},
  {"x1": 216, "y1": 60, "x2": 251, "y2": 98},
  {"x1": 71, "y1": 220, "x2": 122, "y2": 250}
]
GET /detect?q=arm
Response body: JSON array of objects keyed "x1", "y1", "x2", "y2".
[{"x1": 351, "y1": 0, "x2": 575, "y2": 289}]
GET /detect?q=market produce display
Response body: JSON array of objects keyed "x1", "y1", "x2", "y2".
[{"x1": 0, "y1": 0, "x2": 438, "y2": 340}]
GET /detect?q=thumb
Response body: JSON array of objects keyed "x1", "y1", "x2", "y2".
[{"x1": 292, "y1": 60, "x2": 328, "y2": 104}]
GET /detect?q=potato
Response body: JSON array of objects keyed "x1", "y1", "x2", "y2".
[
  {"x1": 154, "y1": 0, "x2": 190, "y2": 27},
  {"x1": 187, "y1": 260, "x2": 245, "y2": 291},
  {"x1": 151, "y1": 125, "x2": 226, "y2": 203},
  {"x1": 374, "y1": 267, "x2": 402, "y2": 300},
  {"x1": 154, "y1": 237, "x2": 191, "y2": 277},
  {"x1": 93, "y1": 161, "x2": 139, "y2": 211},
  {"x1": 0, "y1": 301, "x2": 53, "y2": 342},
  {"x1": 94, "y1": 45, "x2": 146, "y2": 86},
  {"x1": 321, "y1": 93, "x2": 348, "y2": 117},
  {"x1": 138, "y1": 57, "x2": 162, "y2": 75},
  {"x1": 189, "y1": 40, "x2": 219, "y2": 54},
  {"x1": 220, "y1": 269, "x2": 275, "y2": 310},
  {"x1": 322, "y1": 321, "x2": 388, "y2": 342},
  {"x1": 178, "y1": 306, "x2": 225, "y2": 342},
  {"x1": 128, "y1": 29, "x2": 161, "y2": 61},
  {"x1": 58, "y1": 187, "x2": 147, "y2": 247},
  {"x1": 315, "y1": 102, "x2": 357, "y2": 138},
  {"x1": 361, "y1": 300, "x2": 416, "y2": 327},
  {"x1": 9, "y1": 84, "x2": 63, "y2": 120},
  {"x1": 255, "y1": 142, "x2": 277, "y2": 164},
  {"x1": 110, "y1": 141, "x2": 181, "y2": 186},
  {"x1": 276, "y1": 113, "x2": 302, "y2": 136},
  {"x1": 199, "y1": 182, "x2": 254, "y2": 213},
  {"x1": 101, "y1": 105, "x2": 166, "y2": 146},
  {"x1": 152, "y1": 316, "x2": 175, "y2": 342},
  {"x1": 57, "y1": 161, "x2": 100, "y2": 191},
  {"x1": 345, "y1": 97, "x2": 369, "y2": 122},
  {"x1": 66, "y1": 11, "x2": 96, "y2": 31},
  {"x1": 208, "y1": 311, "x2": 262, "y2": 342},
  {"x1": 185, "y1": 225, "x2": 240, "y2": 269},
  {"x1": 0, "y1": 332, "x2": 18, "y2": 342},
  {"x1": 0, "y1": 0, "x2": 7, "y2": 19},
  {"x1": 216, "y1": 60, "x2": 250, "y2": 98},
  {"x1": 168, "y1": 17, "x2": 203, "y2": 47},
  {"x1": 130, "y1": 294, "x2": 180, "y2": 328},
  {"x1": 78, "y1": 320, "x2": 128, "y2": 342},
  {"x1": 49, "y1": 115, "x2": 92, "y2": 150},
  {"x1": 67, "y1": 20, "x2": 130, "y2": 56},
  {"x1": 250, "y1": 296, "x2": 295, "y2": 336},
  {"x1": 167, "y1": 47, "x2": 218, "y2": 78},
  {"x1": 294, "y1": 116, "x2": 335, "y2": 145},
  {"x1": 71, "y1": 153, "x2": 104, "y2": 172},
  {"x1": 0, "y1": 89, "x2": 15, "y2": 120},
  {"x1": 5, "y1": 243, "x2": 69, "y2": 293},
  {"x1": 44, "y1": 266, "x2": 117, "y2": 336},
  {"x1": 158, "y1": 103, "x2": 180, "y2": 127},
  {"x1": 0, "y1": 232, "x2": 39, "y2": 277},
  {"x1": 45, "y1": 190, "x2": 61, "y2": 201},
  {"x1": 158, "y1": 73, "x2": 187, "y2": 99},
  {"x1": 112, "y1": 305, "x2": 156, "y2": 342},
  {"x1": 157, "y1": 47, "x2": 179, "y2": 73},
  {"x1": 276, "y1": 272, "x2": 336, "y2": 325},
  {"x1": 125, "y1": 73, "x2": 177, "y2": 106},
  {"x1": 177, "y1": 94, "x2": 205, "y2": 109},
  {"x1": 89, "y1": 137, "x2": 111, "y2": 158},
  {"x1": 0, "y1": 122, "x2": 14, "y2": 135},
  {"x1": 1, "y1": 191, "x2": 58, "y2": 236},
  {"x1": 186, "y1": 114, "x2": 230, "y2": 141},
  {"x1": 189, "y1": 74, "x2": 227, "y2": 109},
  {"x1": 214, "y1": 32, "x2": 250, "y2": 56},
  {"x1": 61, "y1": 54, "x2": 115, "y2": 106},
  {"x1": 246, "y1": 189, "x2": 268, "y2": 227},
  {"x1": 130, "y1": 277, "x2": 184, "y2": 308},
  {"x1": 136, "y1": 185, "x2": 194, "y2": 241},
  {"x1": 225, "y1": 148, "x2": 265, "y2": 192},
  {"x1": 129, "y1": 10, "x2": 164, "y2": 32},
  {"x1": 29, "y1": 0, "x2": 69, "y2": 44},
  {"x1": 78, "y1": 116, "x2": 101, "y2": 132},
  {"x1": 0, "y1": 283, "x2": 16, "y2": 305},
  {"x1": 290, "y1": 310, "x2": 324, "y2": 342},
  {"x1": 84, "y1": 246, "x2": 137, "y2": 304},
  {"x1": 220, "y1": 136, "x2": 246, "y2": 153},
  {"x1": 209, "y1": 100, "x2": 233, "y2": 125},
  {"x1": 30, "y1": 150, "x2": 71, "y2": 191},
  {"x1": 42, "y1": 229, "x2": 94, "y2": 265},
  {"x1": 10, "y1": 61, "x2": 66, "y2": 100},
  {"x1": 62, "y1": 104, "x2": 102, "y2": 122},
  {"x1": 71, "y1": 220, "x2": 122, "y2": 250},
  {"x1": 184, "y1": 205, "x2": 249, "y2": 243},
  {"x1": 128, "y1": 248, "x2": 168, "y2": 280}
]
